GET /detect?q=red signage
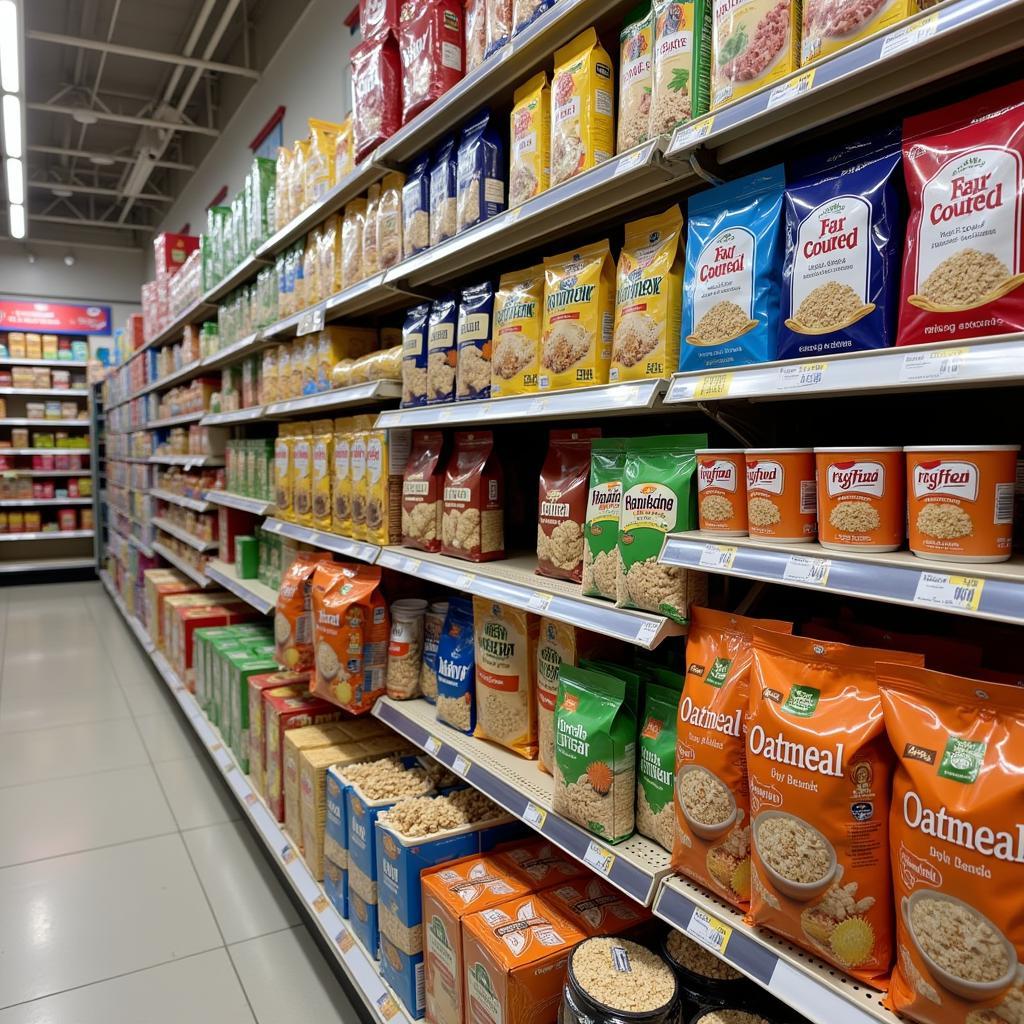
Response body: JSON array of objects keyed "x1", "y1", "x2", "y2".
[{"x1": 0, "y1": 300, "x2": 112, "y2": 335}]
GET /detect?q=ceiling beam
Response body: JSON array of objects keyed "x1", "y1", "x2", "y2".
[
  {"x1": 28, "y1": 102, "x2": 220, "y2": 136},
  {"x1": 30, "y1": 214, "x2": 153, "y2": 233},
  {"x1": 27, "y1": 180, "x2": 172, "y2": 202},
  {"x1": 27, "y1": 144, "x2": 195, "y2": 171},
  {"x1": 3, "y1": 236, "x2": 144, "y2": 254},
  {"x1": 27, "y1": 30, "x2": 260, "y2": 79}
]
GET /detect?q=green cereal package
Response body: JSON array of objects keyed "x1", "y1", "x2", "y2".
[
  {"x1": 582, "y1": 439, "x2": 625, "y2": 601},
  {"x1": 636, "y1": 681, "x2": 682, "y2": 852},
  {"x1": 553, "y1": 665, "x2": 636, "y2": 844},
  {"x1": 616, "y1": 434, "x2": 708, "y2": 622}
]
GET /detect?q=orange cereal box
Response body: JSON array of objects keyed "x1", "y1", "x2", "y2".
[
  {"x1": 539, "y1": 876, "x2": 649, "y2": 936},
  {"x1": 696, "y1": 448, "x2": 748, "y2": 535},
  {"x1": 745, "y1": 447, "x2": 817, "y2": 542},
  {"x1": 880, "y1": 663, "x2": 1024, "y2": 1024}
]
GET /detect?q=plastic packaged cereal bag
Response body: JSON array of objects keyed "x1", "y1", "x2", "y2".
[
  {"x1": 553, "y1": 665, "x2": 636, "y2": 843},
  {"x1": 361, "y1": 0, "x2": 400, "y2": 39},
  {"x1": 802, "y1": 0, "x2": 916, "y2": 65},
  {"x1": 419, "y1": 599, "x2": 448, "y2": 702},
  {"x1": 472, "y1": 598, "x2": 540, "y2": 758},
  {"x1": 377, "y1": 170, "x2": 405, "y2": 271},
  {"x1": 582, "y1": 438, "x2": 625, "y2": 601},
  {"x1": 350, "y1": 33, "x2": 402, "y2": 162},
  {"x1": 429, "y1": 135, "x2": 458, "y2": 247},
  {"x1": 551, "y1": 29, "x2": 615, "y2": 187},
  {"x1": 616, "y1": 434, "x2": 708, "y2": 622},
  {"x1": 711, "y1": 0, "x2": 798, "y2": 109},
  {"x1": 748, "y1": 631, "x2": 923, "y2": 983},
  {"x1": 456, "y1": 280, "x2": 495, "y2": 401},
  {"x1": 349, "y1": 428, "x2": 369, "y2": 540},
  {"x1": 399, "y1": 0, "x2": 464, "y2": 125},
  {"x1": 618, "y1": 4, "x2": 653, "y2": 153},
  {"x1": 426, "y1": 295, "x2": 459, "y2": 404},
  {"x1": 780, "y1": 129, "x2": 902, "y2": 360},
  {"x1": 274, "y1": 425, "x2": 294, "y2": 518},
  {"x1": 456, "y1": 109, "x2": 506, "y2": 233},
  {"x1": 306, "y1": 118, "x2": 344, "y2": 205},
  {"x1": 540, "y1": 241, "x2": 615, "y2": 391},
  {"x1": 319, "y1": 214, "x2": 342, "y2": 296},
  {"x1": 341, "y1": 199, "x2": 366, "y2": 288},
  {"x1": 290, "y1": 137, "x2": 310, "y2": 217},
  {"x1": 465, "y1": 0, "x2": 487, "y2": 73},
  {"x1": 880, "y1": 662, "x2": 1024, "y2": 1024},
  {"x1": 274, "y1": 146, "x2": 293, "y2": 227},
  {"x1": 402, "y1": 429, "x2": 446, "y2": 552},
  {"x1": 275, "y1": 552, "x2": 335, "y2": 671},
  {"x1": 386, "y1": 598, "x2": 428, "y2": 699},
  {"x1": 291, "y1": 425, "x2": 313, "y2": 526},
  {"x1": 402, "y1": 154, "x2": 431, "y2": 259},
  {"x1": 365, "y1": 425, "x2": 408, "y2": 545},
  {"x1": 435, "y1": 596, "x2": 476, "y2": 733},
  {"x1": 363, "y1": 183, "x2": 381, "y2": 278},
  {"x1": 513, "y1": 0, "x2": 554, "y2": 36},
  {"x1": 402, "y1": 302, "x2": 430, "y2": 408},
  {"x1": 898, "y1": 83, "x2": 1024, "y2": 345},
  {"x1": 672, "y1": 608, "x2": 792, "y2": 906},
  {"x1": 611, "y1": 204, "x2": 684, "y2": 382},
  {"x1": 484, "y1": 0, "x2": 512, "y2": 57},
  {"x1": 441, "y1": 430, "x2": 504, "y2": 562},
  {"x1": 636, "y1": 680, "x2": 683, "y2": 852},
  {"x1": 509, "y1": 73, "x2": 550, "y2": 210},
  {"x1": 311, "y1": 419, "x2": 334, "y2": 530},
  {"x1": 332, "y1": 417, "x2": 354, "y2": 535},
  {"x1": 680, "y1": 165, "x2": 786, "y2": 371},
  {"x1": 650, "y1": 0, "x2": 711, "y2": 137},
  {"x1": 537, "y1": 428, "x2": 600, "y2": 584},
  {"x1": 491, "y1": 266, "x2": 543, "y2": 397},
  {"x1": 334, "y1": 114, "x2": 354, "y2": 183}
]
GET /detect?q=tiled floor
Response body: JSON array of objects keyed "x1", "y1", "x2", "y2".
[{"x1": 0, "y1": 580, "x2": 363, "y2": 1024}]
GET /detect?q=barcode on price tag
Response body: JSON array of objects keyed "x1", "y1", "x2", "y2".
[
  {"x1": 913, "y1": 573, "x2": 984, "y2": 612},
  {"x1": 687, "y1": 907, "x2": 733, "y2": 954},
  {"x1": 452, "y1": 753, "x2": 472, "y2": 777},
  {"x1": 425, "y1": 735, "x2": 442, "y2": 755},
  {"x1": 699, "y1": 543, "x2": 737, "y2": 569},
  {"x1": 634, "y1": 620, "x2": 660, "y2": 646},
  {"x1": 671, "y1": 116, "x2": 715, "y2": 153},
  {"x1": 583, "y1": 841, "x2": 616, "y2": 876},
  {"x1": 778, "y1": 362, "x2": 828, "y2": 391},
  {"x1": 783, "y1": 555, "x2": 831, "y2": 586},
  {"x1": 524, "y1": 802, "x2": 547, "y2": 828},
  {"x1": 766, "y1": 70, "x2": 815, "y2": 109},
  {"x1": 695, "y1": 372, "x2": 733, "y2": 400},
  {"x1": 880, "y1": 11, "x2": 939, "y2": 57},
  {"x1": 528, "y1": 591, "x2": 552, "y2": 612},
  {"x1": 899, "y1": 347, "x2": 968, "y2": 383}
]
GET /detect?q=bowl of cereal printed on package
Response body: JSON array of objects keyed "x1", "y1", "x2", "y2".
[
  {"x1": 676, "y1": 764, "x2": 737, "y2": 840},
  {"x1": 753, "y1": 809, "x2": 838, "y2": 901},
  {"x1": 903, "y1": 889, "x2": 1019, "y2": 1001}
]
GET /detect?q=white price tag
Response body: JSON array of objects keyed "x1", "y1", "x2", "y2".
[
  {"x1": 766, "y1": 70, "x2": 815, "y2": 109},
  {"x1": 583, "y1": 840, "x2": 616, "y2": 877},
  {"x1": 454, "y1": 573, "x2": 476, "y2": 590},
  {"x1": 524, "y1": 802, "x2": 547, "y2": 829},
  {"x1": 438, "y1": 406, "x2": 455, "y2": 421},
  {"x1": 614, "y1": 145, "x2": 649, "y2": 176},
  {"x1": 686, "y1": 908, "x2": 733, "y2": 954},
  {"x1": 699, "y1": 543, "x2": 737, "y2": 570},
  {"x1": 777, "y1": 362, "x2": 828, "y2": 391},
  {"x1": 670, "y1": 116, "x2": 715, "y2": 154},
  {"x1": 880, "y1": 11, "x2": 939, "y2": 58},
  {"x1": 451, "y1": 753, "x2": 471, "y2": 777},
  {"x1": 913, "y1": 572, "x2": 984, "y2": 612},
  {"x1": 634, "y1": 620, "x2": 660, "y2": 646},
  {"x1": 297, "y1": 303, "x2": 326, "y2": 336},
  {"x1": 403, "y1": 557, "x2": 421, "y2": 574},
  {"x1": 424, "y1": 735, "x2": 442, "y2": 755},
  {"x1": 899, "y1": 347, "x2": 968, "y2": 383},
  {"x1": 783, "y1": 555, "x2": 831, "y2": 586},
  {"x1": 527, "y1": 591, "x2": 552, "y2": 612},
  {"x1": 666, "y1": 377, "x2": 696, "y2": 403},
  {"x1": 528, "y1": 396, "x2": 549, "y2": 415}
]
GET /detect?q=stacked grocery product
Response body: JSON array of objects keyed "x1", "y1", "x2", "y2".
[{"x1": 0, "y1": 331, "x2": 88, "y2": 361}]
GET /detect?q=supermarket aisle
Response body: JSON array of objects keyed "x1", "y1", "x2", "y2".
[{"x1": 0, "y1": 581, "x2": 361, "y2": 1024}]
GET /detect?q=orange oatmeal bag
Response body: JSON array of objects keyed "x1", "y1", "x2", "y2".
[
  {"x1": 880, "y1": 663, "x2": 1024, "y2": 1024},
  {"x1": 747, "y1": 630, "x2": 923, "y2": 983},
  {"x1": 672, "y1": 607, "x2": 792, "y2": 910},
  {"x1": 275, "y1": 553, "x2": 335, "y2": 670}
]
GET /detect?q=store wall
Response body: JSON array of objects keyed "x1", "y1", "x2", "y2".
[{"x1": 153, "y1": 0, "x2": 357, "y2": 266}]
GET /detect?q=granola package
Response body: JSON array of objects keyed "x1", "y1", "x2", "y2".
[
  {"x1": 441, "y1": 430, "x2": 504, "y2": 562},
  {"x1": 582, "y1": 439, "x2": 625, "y2": 601},
  {"x1": 649, "y1": 0, "x2": 712, "y2": 137},
  {"x1": 429, "y1": 135, "x2": 458, "y2": 247},
  {"x1": 618, "y1": 4, "x2": 654, "y2": 153},
  {"x1": 465, "y1": 0, "x2": 487, "y2": 72},
  {"x1": 377, "y1": 170, "x2": 405, "y2": 271},
  {"x1": 402, "y1": 154, "x2": 431, "y2": 259},
  {"x1": 672, "y1": 608, "x2": 792, "y2": 908},
  {"x1": 399, "y1": 0, "x2": 464, "y2": 125},
  {"x1": 456, "y1": 108, "x2": 506, "y2": 234},
  {"x1": 435, "y1": 596, "x2": 476, "y2": 733},
  {"x1": 491, "y1": 265, "x2": 544, "y2": 397},
  {"x1": 275, "y1": 553, "x2": 335, "y2": 671},
  {"x1": 636, "y1": 679, "x2": 683, "y2": 852},
  {"x1": 615, "y1": 434, "x2": 708, "y2": 622},
  {"x1": 350, "y1": 34, "x2": 402, "y2": 162},
  {"x1": 402, "y1": 429, "x2": 446, "y2": 552},
  {"x1": 537, "y1": 428, "x2": 600, "y2": 583},
  {"x1": 341, "y1": 199, "x2": 366, "y2": 288},
  {"x1": 427, "y1": 295, "x2": 459, "y2": 404},
  {"x1": 880, "y1": 663, "x2": 1024, "y2": 1024},
  {"x1": 456, "y1": 280, "x2": 495, "y2": 401},
  {"x1": 509, "y1": 72, "x2": 550, "y2": 209},
  {"x1": 402, "y1": 302, "x2": 431, "y2": 408},
  {"x1": 747, "y1": 630, "x2": 923, "y2": 983}
]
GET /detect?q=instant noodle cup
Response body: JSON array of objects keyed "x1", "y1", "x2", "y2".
[
  {"x1": 745, "y1": 448, "x2": 816, "y2": 542},
  {"x1": 695, "y1": 448, "x2": 747, "y2": 535},
  {"x1": 815, "y1": 447, "x2": 904, "y2": 552},
  {"x1": 879, "y1": 662, "x2": 1024, "y2": 1024},
  {"x1": 491, "y1": 266, "x2": 543, "y2": 397},
  {"x1": 905, "y1": 445, "x2": 1019, "y2": 563}
]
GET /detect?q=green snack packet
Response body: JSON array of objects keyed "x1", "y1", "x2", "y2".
[
  {"x1": 636, "y1": 681, "x2": 680, "y2": 852},
  {"x1": 616, "y1": 433, "x2": 708, "y2": 623},
  {"x1": 553, "y1": 665, "x2": 636, "y2": 844},
  {"x1": 582, "y1": 439, "x2": 626, "y2": 601}
]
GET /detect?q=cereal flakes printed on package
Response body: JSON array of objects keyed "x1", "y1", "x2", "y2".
[
  {"x1": 509, "y1": 73, "x2": 550, "y2": 209},
  {"x1": 582, "y1": 439, "x2": 625, "y2": 602},
  {"x1": 491, "y1": 266, "x2": 544, "y2": 397},
  {"x1": 618, "y1": 5, "x2": 653, "y2": 153},
  {"x1": 456, "y1": 281, "x2": 495, "y2": 401},
  {"x1": 441, "y1": 430, "x2": 504, "y2": 562},
  {"x1": 650, "y1": 0, "x2": 712, "y2": 137},
  {"x1": 401, "y1": 302, "x2": 430, "y2": 408}
]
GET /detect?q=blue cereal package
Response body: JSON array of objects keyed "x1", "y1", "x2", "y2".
[
  {"x1": 435, "y1": 596, "x2": 475, "y2": 734},
  {"x1": 779, "y1": 130, "x2": 903, "y2": 360},
  {"x1": 430, "y1": 136, "x2": 458, "y2": 247},
  {"x1": 427, "y1": 295, "x2": 459, "y2": 405},
  {"x1": 402, "y1": 302, "x2": 431, "y2": 408},
  {"x1": 457, "y1": 281, "x2": 495, "y2": 401},
  {"x1": 456, "y1": 109, "x2": 506, "y2": 234},
  {"x1": 403, "y1": 153, "x2": 431, "y2": 259},
  {"x1": 513, "y1": 0, "x2": 555, "y2": 36},
  {"x1": 680, "y1": 165, "x2": 786, "y2": 371},
  {"x1": 323, "y1": 856, "x2": 348, "y2": 920}
]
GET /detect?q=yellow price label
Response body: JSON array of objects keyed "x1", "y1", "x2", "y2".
[
  {"x1": 695, "y1": 373, "x2": 733, "y2": 400},
  {"x1": 312, "y1": 894, "x2": 329, "y2": 913},
  {"x1": 336, "y1": 926, "x2": 354, "y2": 953},
  {"x1": 948, "y1": 576, "x2": 984, "y2": 611},
  {"x1": 686, "y1": 908, "x2": 734, "y2": 955}
]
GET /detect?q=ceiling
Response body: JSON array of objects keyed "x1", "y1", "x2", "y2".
[{"x1": 11, "y1": 0, "x2": 309, "y2": 253}]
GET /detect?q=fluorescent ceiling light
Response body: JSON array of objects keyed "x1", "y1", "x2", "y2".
[
  {"x1": 0, "y1": 2, "x2": 18, "y2": 94},
  {"x1": 9, "y1": 202, "x2": 24, "y2": 238},
  {"x1": 3, "y1": 93, "x2": 21, "y2": 157},
  {"x1": 5, "y1": 155, "x2": 22, "y2": 203},
  {"x1": 51, "y1": 186, "x2": 72, "y2": 198},
  {"x1": 88, "y1": 154, "x2": 114, "y2": 166},
  {"x1": 71, "y1": 108, "x2": 98, "y2": 126}
]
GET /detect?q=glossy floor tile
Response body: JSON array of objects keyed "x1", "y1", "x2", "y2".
[
  {"x1": 134, "y1": 710, "x2": 203, "y2": 763},
  {"x1": 153, "y1": 755, "x2": 242, "y2": 831}
]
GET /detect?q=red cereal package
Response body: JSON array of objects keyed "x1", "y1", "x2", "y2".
[
  {"x1": 442, "y1": 430, "x2": 504, "y2": 562},
  {"x1": 898, "y1": 83, "x2": 1024, "y2": 345},
  {"x1": 360, "y1": 0, "x2": 400, "y2": 41},
  {"x1": 402, "y1": 429, "x2": 446, "y2": 552},
  {"x1": 350, "y1": 33, "x2": 402, "y2": 163},
  {"x1": 399, "y1": 0, "x2": 464, "y2": 125}
]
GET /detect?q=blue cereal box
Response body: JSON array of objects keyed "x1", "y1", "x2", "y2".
[
  {"x1": 380, "y1": 936, "x2": 425, "y2": 1020},
  {"x1": 323, "y1": 855, "x2": 348, "y2": 921},
  {"x1": 349, "y1": 888, "x2": 379, "y2": 961},
  {"x1": 325, "y1": 765, "x2": 348, "y2": 870}
]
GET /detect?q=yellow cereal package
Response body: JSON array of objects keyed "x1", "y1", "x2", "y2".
[
  {"x1": 306, "y1": 118, "x2": 344, "y2": 206},
  {"x1": 802, "y1": 0, "x2": 915, "y2": 65},
  {"x1": 509, "y1": 73, "x2": 550, "y2": 209},
  {"x1": 491, "y1": 266, "x2": 544, "y2": 398},
  {"x1": 292, "y1": 424, "x2": 314, "y2": 526},
  {"x1": 364, "y1": 427, "x2": 410, "y2": 545},
  {"x1": 611, "y1": 205, "x2": 684, "y2": 382},
  {"x1": 319, "y1": 215, "x2": 342, "y2": 297},
  {"x1": 262, "y1": 347, "x2": 279, "y2": 405},
  {"x1": 317, "y1": 326, "x2": 377, "y2": 393},
  {"x1": 349, "y1": 426, "x2": 369, "y2": 540},
  {"x1": 712, "y1": 0, "x2": 799, "y2": 109},
  {"x1": 275, "y1": 146, "x2": 293, "y2": 226},
  {"x1": 363, "y1": 183, "x2": 381, "y2": 277},
  {"x1": 335, "y1": 114, "x2": 354, "y2": 183},
  {"x1": 274, "y1": 424, "x2": 295, "y2": 519},
  {"x1": 332, "y1": 417, "x2": 355, "y2": 536},
  {"x1": 551, "y1": 28, "x2": 615, "y2": 188},
  {"x1": 312, "y1": 419, "x2": 334, "y2": 530},
  {"x1": 341, "y1": 199, "x2": 366, "y2": 289},
  {"x1": 291, "y1": 136, "x2": 311, "y2": 217},
  {"x1": 540, "y1": 241, "x2": 615, "y2": 391}
]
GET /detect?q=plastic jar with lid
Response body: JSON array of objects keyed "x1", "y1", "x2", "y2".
[
  {"x1": 696, "y1": 450, "x2": 748, "y2": 536},
  {"x1": 688, "y1": 1005, "x2": 780, "y2": 1024},
  {"x1": 905, "y1": 445, "x2": 1020, "y2": 563},
  {"x1": 660, "y1": 930, "x2": 755, "y2": 1017},
  {"x1": 386, "y1": 598, "x2": 429, "y2": 699},
  {"x1": 814, "y1": 447, "x2": 904, "y2": 552},
  {"x1": 744, "y1": 449, "x2": 816, "y2": 542},
  {"x1": 560, "y1": 937, "x2": 680, "y2": 1024},
  {"x1": 419, "y1": 600, "x2": 448, "y2": 703}
]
